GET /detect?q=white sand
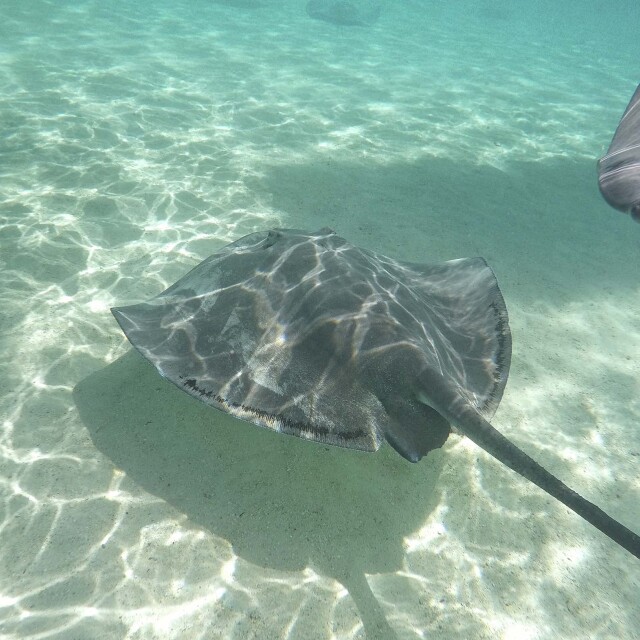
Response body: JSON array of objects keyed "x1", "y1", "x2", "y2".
[{"x1": 1, "y1": 1, "x2": 639, "y2": 638}]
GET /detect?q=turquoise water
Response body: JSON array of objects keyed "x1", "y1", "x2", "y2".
[{"x1": 1, "y1": 1, "x2": 639, "y2": 638}]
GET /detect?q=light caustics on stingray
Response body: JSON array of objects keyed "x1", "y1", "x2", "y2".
[{"x1": 111, "y1": 228, "x2": 640, "y2": 560}]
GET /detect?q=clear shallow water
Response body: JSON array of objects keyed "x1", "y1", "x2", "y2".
[{"x1": 1, "y1": 1, "x2": 639, "y2": 638}]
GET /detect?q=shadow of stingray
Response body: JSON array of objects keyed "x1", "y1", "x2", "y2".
[{"x1": 74, "y1": 350, "x2": 446, "y2": 639}]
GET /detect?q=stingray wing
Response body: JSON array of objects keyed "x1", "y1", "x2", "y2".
[
  {"x1": 392, "y1": 255, "x2": 511, "y2": 419},
  {"x1": 112, "y1": 229, "x2": 386, "y2": 452},
  {"x1": 598, "y1": 83, "x2": 640, "y2": 219}
]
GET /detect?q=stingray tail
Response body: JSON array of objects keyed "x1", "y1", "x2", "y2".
[
  {"x1": 464, "y1": 409, "x2": 640, "y2": 558},
  {"x1": 419, "y1": 383, "x2": 640, "y2": 559},
  {"x1": 462, "y1": 410, "x2": 639, "y2": 559}
]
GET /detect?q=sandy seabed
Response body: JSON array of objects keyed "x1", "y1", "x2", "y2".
[{"x1": 1, "y1": 1, "x2": 639, "y2": 638}]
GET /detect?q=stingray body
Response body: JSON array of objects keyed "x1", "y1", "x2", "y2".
[
  {"x1": 598, "y1": 83, "x2": 640, "y2": 221},
  {"x1": 112, "y1": 228, "x2": 640, "y2": 559},
  {"x1": 306, "y1": 0, "x2": 381, "y2": 26}
]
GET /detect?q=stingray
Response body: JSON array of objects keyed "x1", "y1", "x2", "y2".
[
  {"x1": 598, "y1": 83, "x2": 640, "y2": 221},
  {"x1": 112, "y1": 227, "x2": 640, "y2": 559},
  {"x1": 306, "y1": 0, "x2": 381, "y2": 27}
]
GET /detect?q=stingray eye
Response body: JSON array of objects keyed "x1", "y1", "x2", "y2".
[{"x1": 263, "y1": 230, "x2": 283, "y2": 248}]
